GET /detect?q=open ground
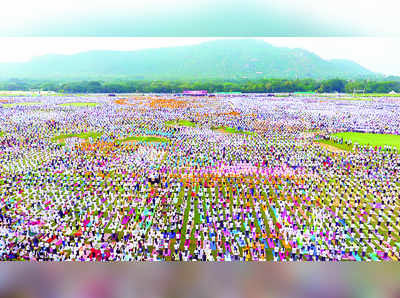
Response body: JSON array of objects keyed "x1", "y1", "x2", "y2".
[{"x1": 0, "y1": 93, "x2": 399, "y2": 261}]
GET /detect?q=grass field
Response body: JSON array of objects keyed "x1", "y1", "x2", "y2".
[
  {"x1": 353, "y1": 93, "x2": 400, "y2": 97},
  {"x1": 2, "y1": 102, "x2": 42, "y2": 107},
  {"x1": 59, "y1": 102, "x2": 101, "y2": 107},
  {"x1": 212, "y1": 126, "x2": 255, "y2": 135},
  {"x1": 52, "y1": 132, "x2": 103, "y2": 145},
  {"x1": 318, "y1": 132, "x2": 400, "y2": 151},
  {"x1": 165, "y1": 120, "x2": 196, "y2": 127},
  {"x1": 0, "y1": 93, "x2": 33, "y2": 97},
  {"x1": 332, "y1": 132, "x2": 400, "y2": 150},
  {"x1": 117, "y1": 136, "x2": 170, "y2": 143}
]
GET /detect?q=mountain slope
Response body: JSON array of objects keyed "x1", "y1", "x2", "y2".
[{"x1": 0, "y1": 39, "x2": 378, "y2": 80}]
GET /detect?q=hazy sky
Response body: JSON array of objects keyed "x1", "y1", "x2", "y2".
[
  {"x1": 0, "y1": 0, "x2": 399, "y2": 36},
  {"x1": 0, "y1": 37, "x2": 399, "y2": 76},
  {"x1": 1, "y1": 0, "x2": 399, "y2": 76}
]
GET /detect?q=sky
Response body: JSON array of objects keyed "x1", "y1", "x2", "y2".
[
  {"x1": 0, "y1": 37, "x2": 399, "y2": 76},
  {"x1": 0, "y1": 0, "x2": 399, "y2": 37},
  {"x1": 0, "y1": 0, "x2": 399, "y2": 76}
]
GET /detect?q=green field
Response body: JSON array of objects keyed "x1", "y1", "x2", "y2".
[
  {"x1": 117, "y1": 136, "x2": 170, "y2": 143},
  {"x1": 52, "y1": 132, "x2": 103, "y2": 145},
  {"x1": 212, "y1": 126, "x2": 255, "y2": 135},
  {"x1": 165, "y1": 120, "x2": 196, "y2": 127},
  {"x1": 322, "y1": 132, "x2": 400, "y2": 150},
  {"x1": 0, "y1": 94, "x2": 24, "y2": 97},
  {"x1": 0, "y1": 93, "x2": 37, "y2": 97},
  {"x1": 2, "y1": 102, "x2": 42, "y2": 107},
  {"x1": 59, "y1": 102, "x2": 101, "y2": 107},
  {"x1": 0, "y1": 132, "x2": 4, "y2": 137},
  {"x1": 352, "y1": 93, "x2": 400, "y2": 98}
]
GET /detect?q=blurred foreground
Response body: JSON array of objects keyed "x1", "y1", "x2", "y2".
[{"x1": 0, "y1": 264, "x2": 399, "y2": 298}]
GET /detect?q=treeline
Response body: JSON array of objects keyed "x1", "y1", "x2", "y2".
[{"x1": 1, "y1": 78, "x2": 400, "y2": 93}]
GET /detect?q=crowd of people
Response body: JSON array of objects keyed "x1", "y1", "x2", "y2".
[{"x1": 0, "y1": 94, "x2": 399, "y2": 261}]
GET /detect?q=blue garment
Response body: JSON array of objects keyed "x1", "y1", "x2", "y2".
[
  {"x1": 353, "y1": 252, "x2": 361, "y2": 261},
  {"x1": 272, "y1": 207, "x2": 277, "y2": 218}
]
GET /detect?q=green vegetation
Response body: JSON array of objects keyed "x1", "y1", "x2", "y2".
[
  {"x1": 165, "y1": 120, "x2": 196, "y2": 127},
  {"x1": 0, "y1": 132, "x2": 4, "y2": 137},
  {"x1": 52, "y1": 132, "x2": 103, "y2": 145},
  {"x1": 2, "y1": 102, "x2": 42, "y2": 107},
  {"x1": 212, "y1": 126, "x2": 255, "y2": 135},
  {"x1": 58, "y1": 102, "x2": 101, "y2": 107},
  {"x1": 117, "y1": 136, "x2": 170, "y2": 143},
  {"x1": 332, "y1": 132, "x2": 400, "y2": 150},
  {"x1": 1, "y1": 77, "x2": 400, "y2": 94}
]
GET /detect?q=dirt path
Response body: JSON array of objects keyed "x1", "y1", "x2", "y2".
[
  {"x1": 316, "y1": 142, "x2": 346, "y2": 153},
  {"x1": 215, "y1": 128, "x2": 228, "y2": 134},
  {"x1": 301, "y1": 132, "x2": 316, "y2": 139}
]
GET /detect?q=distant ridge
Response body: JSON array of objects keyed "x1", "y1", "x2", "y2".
[{"x1": 0, "y1": 39, "x2": 379, "y2": 80}]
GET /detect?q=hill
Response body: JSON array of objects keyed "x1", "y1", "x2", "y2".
[{"x1": 0, "y1": 39, "x2": 379, "y2": 80}]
